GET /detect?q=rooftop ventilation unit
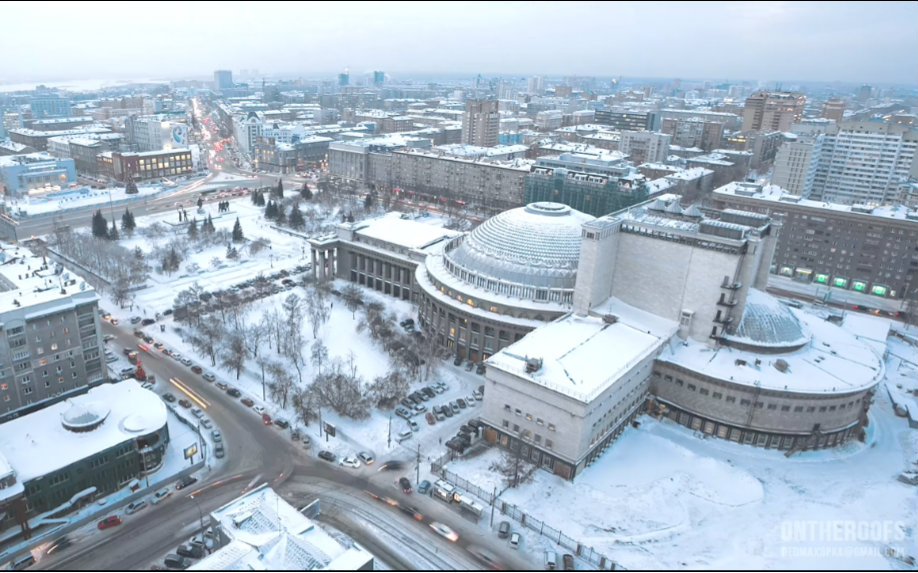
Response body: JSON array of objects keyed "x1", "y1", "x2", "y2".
[{"x1": 525, "y1": 357, "x2": 542, "y2": 373}]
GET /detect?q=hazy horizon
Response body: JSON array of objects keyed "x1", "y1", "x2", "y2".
[{"x1": 0, "y1": 1, "x2": 916, "y2": 86}]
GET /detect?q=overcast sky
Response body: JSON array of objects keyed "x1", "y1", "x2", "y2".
[{"x1": 1, "y1": 1, "x2": 915, "y2": 85}]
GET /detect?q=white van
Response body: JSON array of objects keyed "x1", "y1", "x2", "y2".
[{"x1": 396, "y1": 429, "x2": 412, "y2": 442}]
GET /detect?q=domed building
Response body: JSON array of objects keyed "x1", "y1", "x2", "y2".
[{"x1": 416, "y1": 202, "x2": 595, "y2": 362}]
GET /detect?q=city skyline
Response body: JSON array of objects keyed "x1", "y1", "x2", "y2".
[{"x1": 0, "y1": 1, "x2": 915, "y2": 86}]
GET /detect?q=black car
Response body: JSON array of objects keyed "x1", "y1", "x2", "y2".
[
  {"x1": 379, "y1": 460, "x2": 405, "y2": 471},
  {"x1": 226, "y1": 387, "x2": 241, "y2": 398},
  {"x1": 399, "y1": 477, "x2": 413, "y2": 494},
  {"x1": 421, "y1": 387, "x2": 435, "y2": 399},
  {"x1": 162, "y1": 392, "x2": 177, "y2": 403},
  {"x1": 476, "y1": 363, "x2": 487, "y2": 375},
  {"x1": 318, "y1": 450, "x2": 336, "y2": 462},
  {"x1": 175, "y1": 475, "x2": 198, "y2": 490},
  {"x1": 177, "y1": 543, "x2": 204, "y2": 559},
  {"x1": 141, "y1": 318, "x2": 156, "y2": 326},
  {"x1": 274, "y1": 419, "x2": 290, "y2": 429},
  {"x1": 453, "y1": 355, "x2": 463, "y2": 366}
]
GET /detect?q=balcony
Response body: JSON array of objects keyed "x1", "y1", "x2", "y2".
[
  {"x1": 717, "y1": 297, "x2": 738, "y2": 307},
  {"x1": 713, "y1": 314, "x2": 733, "y2": 325},
  {"x1": 720, "y1": 280, "x2": 742, "y2": 290}
]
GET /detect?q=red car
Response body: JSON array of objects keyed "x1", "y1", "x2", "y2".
[
  {"x1": 426, "y1": 412, "x2": 436, "y2": 425},
  {"x1": 262, "y1": 413, "x2": 272, "y2": 425},
  {"x1": 98, "y1": 515, "x2": 122, "y2": 529}
]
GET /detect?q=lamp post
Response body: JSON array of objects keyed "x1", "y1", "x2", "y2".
[{"x1": 189, "y1": 494, "x2": 212, "y2": 554}]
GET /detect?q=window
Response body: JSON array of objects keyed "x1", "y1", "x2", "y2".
[
  {"x1": 536, "y1": 418, "x2": 544, "y2": 426},
  {"x1": 504, "y1": 404, "x2": 511, "y2": 412},
  {"x1": 794, "y1": 406, "x2": 803, "y2": 412},
  {"x1": 545, "y1": 439, "x2": 553, "y2": 449},
  {"x1": 502, "y1": 420, "x2": 509, "y2": 428},
  {"x1": 512, "y1": 424, "x2": 520, "y2": 432},
  {"x1": 726, "y1": 396, "x2": 736, "y2": 403},
  {"x1": 687, "y1": 384, "x2": 696, "y2": 391},
  {"x1": 534, "y1": 434, "x2": 541, "y2": 444},
  {"x1": 699, "y1": 388, "x2": 709, "y2": 396},
  {"x1": 515, "y1": 408, "x2": 522, "y2": 416},
  {"x1": 740, "y1": 399, "x2": 751, "y2": 406},
  {"x1": 767, "y1": 403, "x2": 777, "y2": 410},
  {"x1": 548, "y1": 423, "x2": 556, "y2": 432},
  {"x1": 781, "y1": 405, "x2": 791, "y2": 412},
  {"x1": 712, "y1": 392, "x2": 722, "y2": 399},
  {"x1": 525, "y1": 413, "x2": 532, "y2": 421}
]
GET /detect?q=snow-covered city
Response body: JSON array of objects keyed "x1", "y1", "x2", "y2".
[{"x1": 0, "y1": 2, "x2": 916, "y2": 571}]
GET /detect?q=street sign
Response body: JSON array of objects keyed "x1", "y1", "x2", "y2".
[
  {"x1": 184, "y1": 443, "x2": 198, "y2": 460},
  {"x1": 324, "y1": 422, "x2": 336, "y2": 437}
]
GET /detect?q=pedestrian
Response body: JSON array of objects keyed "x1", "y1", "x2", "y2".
[{"x1": 438, "y1": 437, "x2": 442, "y2": 445}]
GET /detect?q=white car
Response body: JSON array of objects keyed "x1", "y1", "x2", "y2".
[
  {"x1": 253, "y1": 405, "x2": 266, "y2": 415},
  {"x1": 339, "y1": 456, "x2": 361, "y2": 469},
  {"x1": 191, "y1": 407, "x2": 204, "y2": 418},
  {"x1": 151, "y1": 488, "x2": 171, "y2": 505},
  {"x1": 429, "y1": 522, "x2": 459, "y2": 542}
]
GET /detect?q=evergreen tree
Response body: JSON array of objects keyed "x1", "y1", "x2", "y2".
[
  {"x1": 188, "y1": 217, "x2": 198, "y2": 240},
  {"x1": 276, "y1": 205, "x2": 287, "y2": 226},
  {"x1": 255, "y1": 191, "x2": 266, "y2": 206},
  {"x1": 264, "y1": 200, "x2": 277, "y2": 219},
  {"x1": 232, "y1": 217, "x2": 244, "y2": 243},
  {"x1": 272, "y1": 179, "x2": 284, "y2": 199},
  {"x1": 125, "y1": 176, "x2": 138, "y2": 195},
  {"x1": 204, "y1": 214, "x2": 215, "y2": 234},
  {"x1": 108, "y1": 219, "x2": 119, "y2": 241},
  {"x1": 251, "y1": 189, "x2": 259, "y2": 204},
  {"x1": 226, "y1": 244, "x2": 239, "y2": 259},
  {"x1": 121, "y1": 209, "x2": 136, "y2": 235},
  {"x1": 364, "y1": 192, "x2": 374, "y2": 211},
  {"x1": 289, "y1": 204, "x2": 305, "y2": 230},
  {"x1": 300, "y1": 183, "x2": 313, "y2": 200},
  {"x1": 91, "y1": 210, "x2": 108, "y2": 238}
]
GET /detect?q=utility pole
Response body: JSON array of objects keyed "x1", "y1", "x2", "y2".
[
  {"x1": 490, "y1": 485, "x2": 497, "y2": 528},
  {"x1": 387, "y1": 415, "x2": 391, "y2": 449},
  {"x1": 416, "y1": 442, "x2": 421, "y2": 484}
]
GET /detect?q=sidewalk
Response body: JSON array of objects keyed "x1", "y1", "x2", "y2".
[{"x1": 767, "y1": 274, "x2": 907, "y2": 313}]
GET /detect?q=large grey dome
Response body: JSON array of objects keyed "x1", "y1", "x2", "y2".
[
  {"x1": 723, "y1": 289, "x2": 810, "y2": 352},
  {"x1": 446, "y1": 202, "x2": 594, "y2": 290}
]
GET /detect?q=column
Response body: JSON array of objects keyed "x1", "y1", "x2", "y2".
[
  {"x1": 311, "y1": 248, "x2": 318, "y2": 281},
  {"x1": 320, "y1": 250, "x2": 328, "y2": 281}
]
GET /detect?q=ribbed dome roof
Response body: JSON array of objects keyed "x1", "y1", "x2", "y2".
[
  {"x1": 446, "y1": 202, "x2": 594, "y2": 290},
  {"x1": 723, "y1": 289, "x2": 811, "y2": 351}
]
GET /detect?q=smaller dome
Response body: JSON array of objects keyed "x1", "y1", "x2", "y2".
[
  {"x1": 683, "y1": 204, "x2": 703, "y2": 218},
  {"x1": 664, "y1": 202, "x2": 684, "y2": 215},
  {"x1": 123, "y1": 413, "x2": 154, "y2": 433},
  {"x1": 648, "y1": 199, "x2": 667, "y2": 211},
  {"x1": 61, "y1": 401, "x2": 110, "y2": 433},
  {"x1": 723, "y1": 289, "x2": 810, "y2": 352}
]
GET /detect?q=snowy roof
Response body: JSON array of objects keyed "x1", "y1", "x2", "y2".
[
  {"x1": 662, "y1": 306, "x2": 884, "y2": 394},
  {"x1": 447, "y1": 203, "x2": 594, "y2": 290},
  {"x1": 714, "y1": 182, "x2": 918, "y2": 221},
  {"x1": 193, "y1": 484, "x2": 372, "y2": 571},
  {"x1": 487, "y1": 300, "x2": 677, "y2": 402},
  {"x1": 0, "y1": 244, "x2": 98, "y2": 313},
  {"x1": 352, "y1": 212, "x2": 460, "y2": 251},
  {"x1": 0, "y1": 381, "x2": 167, "y2": 488},
  {"x1": 664, "y1": 167, "x2": 714, "y2": 181}
]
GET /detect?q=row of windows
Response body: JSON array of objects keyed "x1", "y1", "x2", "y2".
[
  {"x1": 503, "y1": 404, "x2": 557, "y2": 431},
  {"x1": 657, "y1": 371, "x2": 863, "y2": 413},
  {"x1": 500, "y1": 419, "x2": 554, "y2": 449}
]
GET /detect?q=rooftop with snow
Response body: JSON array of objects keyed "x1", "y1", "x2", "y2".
[
  {"x1": 191, "y1": 484, "x2": 373, "y2": 571},
  {"x1": 345, "y1": 211, "x2": 461, "y2": 254},
  {"x1": 0, "y1": 243, "x2": 98, "y2": 312},
  {"x1": 714, "y1": 181, "x2": 918, "y2": 221},
  {"x1": 487, "y1": 299, "x2": 677, "y2": 402},
  {"x1": 0, "y1": 381, "x2": 166, "y2": 502}
]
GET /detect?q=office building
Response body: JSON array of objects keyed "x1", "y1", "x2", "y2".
[
  {"x1": 461, "y1": 99, "x2": 499, "y2": 147},
  {"x1": 0, "y1": 381, "x2": 169, "y2": 531},
  {"x1": 619, "y1": 131, "x2": 671, "y2": 164},
  {"x1": 29, "y1": 93, "x2": 71, "y2": 119},
  {"x1": 214, "y1": 70, "x2": 233, "y2": 92},
  {"x1": 595, "y1": 109, "x2": 660, "y2": 132},
  {"x1": 660, "y1": 117, "x2": 724, "y2": 151},
  {"x1": 821, "y1": 98, "x2": 846, "y2": 121},
  {"x1": 0, "y1": 152, "x2": 77, "y2": 196},
  {"x1": 98, "y1": 149, "x2": 193, "y2": 182},
  {"x1": 742, "y1": 91, "x2": 805, "y2": 132},
  {"x1": 0, "y1": 245, "x2": 104, "y2": 419},
  {"x1": 770, "y1": 133, "x2": 823, "y2": 196},
  {"x1": 711, "y1": 181, "x2": 918, "y2": 301}
]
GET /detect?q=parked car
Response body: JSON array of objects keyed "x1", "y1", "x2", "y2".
[
  {"x1": 103, "y1": 334, "x2": 115, "y2": 342},
  {"x1": 397, "y1": 476, "x2": 413, "y2": 493},
  {"x1": 211, "y1": 430, "x2": 222, "y2": 442},
  {"x1": 175, "y1": 475, "x2": 198, "y2": 490},
  {"x1": 450, "y1": 401, "x2": 460, "y2": 415},
  {"x1": 216, "y1": 381, "x2": 228, "y2": 390},
  {"x1": 130, "y1": 316, "x2": 142, "y2": 324},
  {"x1": 177, "y1": 543, "x2": 204, "y2": 559},
  {"x1": 465, "y1": 395, "x2": 476, "y2": 405},
  {"x1": 178, "y1": 399, "x2": 192, "y2": 408},
  {"x1": 142, "y1": 318, "x2": 156, "y2": 326},
  {"x1": 340, "y1": 456, "x2": 361, "y2": 469},
  {"x1": 509, "y1": 532, "x2": 521, "y2": 549},
  {"x1": 200, "y1": 419, "x2": 213, "y2": 429},
  {"x1": 151, "y1": 488, "x2": 171, "y2": 505},
  {"x1": 253, "y1": 405, "x2": 266, "y2": 415},
  {"x1": 453, "y1": 356, "x2": 464, "y2": 366},
  {"x1": 408, "y1": 420, "x2": 419, "y2": 432},
  {"x1": 274, "y1": 419, "x2": 290, "y2": 429},
  {"x1": 473, "y1": 389, "x2": 484, "y2": 401},
  {"x1": 421, "y1": 387, "x2": 435, "y2": 399},
  {"x1": 426, "y1": 412, "x2": 436, "y2": 425},
  {"x1": 417, "y1": 480, "x2": 431, "y2": 495},
  {"x1": 97, "y1": 515, "x2": 122, "y2": 530},
  {"x1": 457, "y1": 398, "x2": 467, "y2": 409},
  {"x1": 476, "y1": 362, "x2": 487, "y2": 375},
  {"x1": 395, "y1": 406, "x2": 412, "y2": 420},
  {"x1": 190, "y1": 365, "x2": 203, "y2": 374},
  {"x1": 214, "y1": 444, "x2": 225, "y2": 459},
  {"x1": 498, "y1": 520, "x2": 511, "y2": 539},
  {"x1": 358, "y1": 451, "x2": 374, "y2": 465},
  {"x1": 163, "y1": 554, "x2": 190, "y2": 570},
  {"x1": 318, "y1": 450, "x2": 336, "y2": 462},
  {"x1": 241, "y1": 397, "x2": 254, "y2": 407},
  {"x1": 162, "y1": 392, "x2": 177, "y2": 403},
  {"x1": 226, "y1": 388, "x2": 241, "y2": 398},
  {"x1": 202, "y1": 372, "x2": 216, "y2": 382},
  {"x1": 125, "y1": 500, "x2": 147, "y2": 514},
  {"x1": 262, "y1": 413, "x2": 272, "y2": 425},
  {"x1": 181, "y1": 357, "x2": 193, "y2": 366},
  {"x1": 190, "y1": 407, "x2": 204, "y2": 418}
]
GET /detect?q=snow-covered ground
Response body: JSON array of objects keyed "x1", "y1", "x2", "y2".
[{"x1": 443, "y1": 324, "x2": 918, "y2": 570}]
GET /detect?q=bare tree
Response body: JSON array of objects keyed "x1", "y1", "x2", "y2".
[
  {"x1": 245, "y1": 319, "x2": 268, "y2": 359},
  {"x1": 310, "y1": 339, "x2": 328, "y2": 374},
  {"x1": 489, "y1": 433, "x2": 537, "y2": 489},
  {"x1": 267, "y1": 360, "x2": 294, "y2": 409},
  {"x1": 292, "y1": 387, "x2": 317, "y2": 428},
  {"x1": 306, "y1": 289, "x2": 331, "y2": 338},
  {"x1": 220, "y1": 330, "x2": 249, "y2": 379},
  {"x1": 341, "y1": 283, "x2": 364, "y2": 319}
]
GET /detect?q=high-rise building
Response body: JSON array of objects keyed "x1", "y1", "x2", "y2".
[
  {"x1": 770, "y1": 133, "x2": 824, "y2": 196},
  {"x1": 29, "y1": 93, "x2": 71, "y2": 119},
  {"x1": 857, "y1": 84, "x2": 872, "y2": 103},
  {"x1": 660, "y1": 117, "x2": 724, "y2": 151},
  {"x1": 0, "y1": 247, "x2": 104, "y2": 421},
  {"x1": 213, "y1": 70, "x2": 233, "y2": 92},
  {"x1": 741, "y1": 91, "x2": 805, "y2": 132},
  {"x1": 461, "y1": 99, "x2": 499, "y2": 147},
  {"x1": 821, "y1": 98, "x2": 846, "y2": 121},
  {"x1": 527, "y1": 76, "x2": 544, "y2": 95},
  {"x1": 373, "y1": 71, "x2": 385, "y2": 86},
  {"x1": 338, "y1": 70, "x2": 350, "y2": 87},
  {"x1": 619, "y1": 131, "x2": 672, "y2": 164},
  {"x1": 810, "y1": 121, "x2": 918, "y2": 204}
]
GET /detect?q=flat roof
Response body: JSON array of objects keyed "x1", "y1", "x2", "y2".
[
  {"x1": 0, "y1": 381, "x2": 167, "y2": 496},
  {"x1": 487, "y1": 299, "x2": 676, "y2": 402},
  {"x1": 353, "y1": 212, "x2": 460, "y2": 251},
  {"x1": 0, "y1": 244, "x2": 97, "y2": 311}
]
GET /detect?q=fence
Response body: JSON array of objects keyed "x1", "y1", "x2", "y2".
[{"x1": 432, "y1": 449, "x2": 618, "y2": 571}]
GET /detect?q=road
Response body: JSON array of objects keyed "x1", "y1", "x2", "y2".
[{"x1": 35, "y1": 320, "x2": 535, "y2": 570}]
